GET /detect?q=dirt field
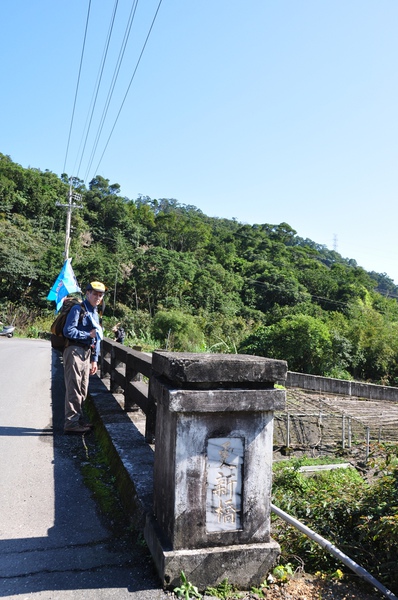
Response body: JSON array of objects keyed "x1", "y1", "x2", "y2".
[{"x1": 200, "y1": 572, "x2": 387, "y2": 599}]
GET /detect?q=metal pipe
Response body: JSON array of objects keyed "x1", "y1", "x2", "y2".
[
  {"x1": 348, "y1": 417, "x2": 352, "y2": 449},
  {"x1": 366, "y1": 427, "x2": 370, "y2": 461},
  {"x1": 342, "y1": 415, "x2": 345, "y2": 449},
  {"x1": 271, "y1": 503, "x2": 398, "y2": 600}
]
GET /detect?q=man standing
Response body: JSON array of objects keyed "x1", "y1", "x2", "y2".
[
  {"x1": 112, "y1": 323, "x2": 125, "y2": 344},
  {"x1": 62, "y1": 281, "x2": 106, "y2": 434}
]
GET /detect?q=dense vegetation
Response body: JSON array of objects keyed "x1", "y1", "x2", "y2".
[
  {"x1": 2, "y1": 152, "x2": 398, "y2": 384},
  {"x1": 272, "y1": 449, "x2": 398, "y2": 593}
]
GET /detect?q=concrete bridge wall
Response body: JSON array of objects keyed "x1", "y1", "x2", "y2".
[{"x1": 99, "y1": 340, "x2": 288, "y2": 590}]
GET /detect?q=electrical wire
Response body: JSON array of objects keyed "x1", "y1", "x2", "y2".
[
  {"x1": 83, "y1": 0, "x2": 140, "y2": 183},
  {"x1": 63, "y1": 0, "x2": 92, "y2": 176},
  {"x1": 74, "y1": 0, "x2": 120, "y2": 179},
  {"x1": 89, "y1": 0, "x2": 164, "y2": 180},
  {"x1": 64, "y1": 0, "x2": 163, "y2": 184},
  {"x1": 246, "y1": 278, "x2": 378, "y2": 309}
]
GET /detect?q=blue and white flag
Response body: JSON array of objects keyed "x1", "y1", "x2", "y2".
[{"x1": 47, "y1": 259, "x2": 81, "y2": 312}]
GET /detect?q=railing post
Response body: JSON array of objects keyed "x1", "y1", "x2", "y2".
[
  {"x1": 144, "y1": 351, "x2": 287, "y2": 591},
  {"x1": 99, "y1": 340, "x2": 104, "y2": 376},
  {"x1": 99, "y1": 339, "x2": 111, "y2": 379},
  {"x1": 110, "y1": 344, "x2": 121, "y2": 393},
  {"x1": 125, "y1": 356, "x2": 141, "y2": 412},
  {"x1": 144, "y1": 384, "x2": 156, "y2": 444}
]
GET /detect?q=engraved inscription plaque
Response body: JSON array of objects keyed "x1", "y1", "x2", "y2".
[{"x1": 206, "y1": 437, "x2": 244, "y2": 532}]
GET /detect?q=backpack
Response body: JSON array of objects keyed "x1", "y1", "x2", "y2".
[
  {"x1": 116, "y1": 327, "x2": 125, "y2": 343},
  {"x1": 50, "y1": 297, "x2": 85, "y2": 352}
]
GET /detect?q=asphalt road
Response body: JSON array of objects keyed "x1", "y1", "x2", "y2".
[{"x1": 0, "y1": 338, "x2": 170, "y2": 600}]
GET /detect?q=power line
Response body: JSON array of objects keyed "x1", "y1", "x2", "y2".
[
  {"x1": 64, "y1": 0, "x2": 163, "y2": 184},
  {"x1": 83, "y1": 0, "x2": 140, "y2": 183},
  {"x1": 63, "y1": 0, "x2": 92, "y2": 175},
  {"x1": 246, "y1": 278, "x2": 398, "y2": 308},
  {"x1": 75, "y1": 0, "x2": 120, "y2": 179},
  {"x1": 90, "y1": 0, "x2": 164, "y2": 180}
]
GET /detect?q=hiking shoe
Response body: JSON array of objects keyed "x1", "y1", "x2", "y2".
[{"x1": 64, "y1": 423, "x2": 91, "y2": 435}]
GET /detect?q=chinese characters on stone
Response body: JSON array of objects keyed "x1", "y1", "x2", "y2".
[{"x1": 206, "y1": 437, "x2": 244, "y2": 532}]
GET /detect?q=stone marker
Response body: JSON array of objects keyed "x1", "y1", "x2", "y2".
[{"x1": 144, "y1": 352, "x2": 287, "y2": 590}]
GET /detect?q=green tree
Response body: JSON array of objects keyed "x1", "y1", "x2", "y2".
[
  {"x1": 0, "y1": 216, "x2": 44, "y2": 302},
  {"x1": 152, "y1": 209, "x2": 211, "y2": 253},
  {"x1": 345, "y1": 304, "x2": 398, "y2": 383},
  {"x1": 0, "y1": 154, "x2": 68, "y2": 222},
  {"x1": 240, "y1": 314, "x2": 333, "y2": 374},
  {"x1": 243, "y1": 265, "x2": 310, "y2": 313},
  {"x1": 190, "y1": 260, "x2": 243, "y2": 316},
  {"x1": 129, "y1": 247, "x2": 198, "y2": 314},
  {"x1": 151, "y1": 310, "x2": 204, "y2": 352}
]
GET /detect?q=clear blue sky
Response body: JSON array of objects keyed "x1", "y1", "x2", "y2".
[{"x1": 2, "y1": 1, "x2": 398, "y2": 283}]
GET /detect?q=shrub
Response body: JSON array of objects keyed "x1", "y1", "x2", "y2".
[
  {"x1": 151, "y1": 310, "x2": 205, "y2": 352},
  {"x1": 271, "y1": 451, "x2": 398, "y2": 593}
]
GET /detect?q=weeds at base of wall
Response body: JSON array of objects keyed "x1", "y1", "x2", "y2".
[
  {"x1": 78, "y1": 400, "x2": 150, "y2": 557},
  {"x1": 172, "y1": 565, "x2": 298, "y2": 599}
]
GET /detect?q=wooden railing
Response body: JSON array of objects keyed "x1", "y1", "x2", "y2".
[{"x1": 100, "y1": 337, "x2": 155, "y2": 442}]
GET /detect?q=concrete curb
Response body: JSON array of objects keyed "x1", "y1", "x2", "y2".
[{"x1": 87, "y1": 375, "x2": 155, "y2": 529}]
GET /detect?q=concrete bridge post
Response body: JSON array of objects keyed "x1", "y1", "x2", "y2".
[{"x1": 144, "y1": 351, "x2": 287, "y2": 590}]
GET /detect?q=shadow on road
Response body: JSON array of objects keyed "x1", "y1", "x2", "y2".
[
  {"x1": 0, "y1": 345, "x2": 162, "y2": 598},
  {"x1": 0, "y1": 427, "x2": 53, "y2": 436}
]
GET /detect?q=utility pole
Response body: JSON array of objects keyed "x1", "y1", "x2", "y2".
[{"x1": 56, "y1": 177, "x2": 83, "y2": 260}]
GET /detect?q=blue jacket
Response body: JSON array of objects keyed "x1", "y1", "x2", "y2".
[{"x1": 63, "y1": 299, "x2": 101, "y2": 362}]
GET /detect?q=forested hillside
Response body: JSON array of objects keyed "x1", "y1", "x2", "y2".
[{"x1": 1, "y1": 152, "x2": 398, "y2": 384}]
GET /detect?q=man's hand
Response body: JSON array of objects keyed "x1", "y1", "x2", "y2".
[{"x1": 90, "y1": 361, "x2": 98, "y2": 375}]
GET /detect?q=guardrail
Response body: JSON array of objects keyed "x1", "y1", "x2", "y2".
[{"x1": 100, "y1": 337, "x2": 155, "y2": 442}]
